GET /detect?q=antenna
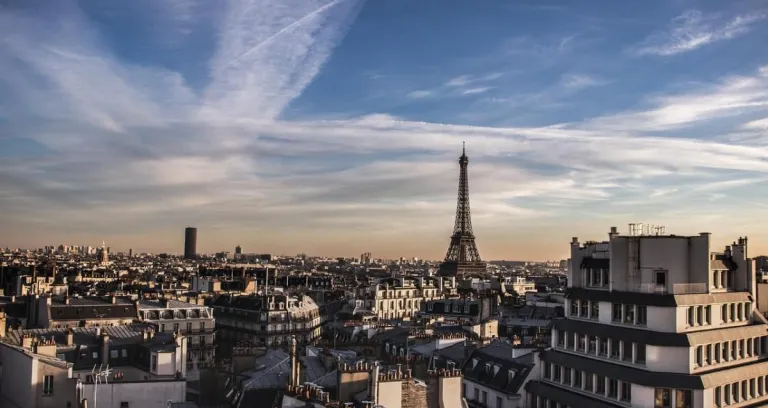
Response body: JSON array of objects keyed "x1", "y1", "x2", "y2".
[{"x1": 92, "y1": 364, "x2": 112, "y2": 408}]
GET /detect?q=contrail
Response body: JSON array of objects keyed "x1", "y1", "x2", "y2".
[{"x1": 213, "y1": 0, "x2": 349, "y2": 75}]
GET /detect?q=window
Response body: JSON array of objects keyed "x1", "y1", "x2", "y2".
[
  {"x1": 43, "y1": 375, "x2": 54, "y2": 396},
  {"x1": 590, "y1": 301, "x2": 599, "y2": 319},
  {"x1": 624, "y1": 304, "x2": 634, "y2": 324},
  {"x1": 676, "y1": 390, "x2": 692, "y2": 408},
  {"x1": 557, "y1": 330, "x2": 566, "y2": 348},
  {"x1": 121, "y1": 403, "x2": 130, "y2": 408},
  {"x1": 544, "y1": 363, "x2": 551, "y2": 379},
  {"x1": 570, "y1": 300, "x2": 578, "y2": 316},
  {"x1": 92, "y1": 352, "x2": 99, "y2": 359},
  {"x1": 187, "y1": 322, "x2": 192, "y2": 332},
  {"x1": 591, "y1": 337, "x2": 604, "y2": 357},
  {"x1": 695, "y1": 346, "x2": 702, "y2": 366},
  {"x1": 730, "y1": 304, "x2": 736, "y2": 322},
  {"x1": 566, "y1": 332, "x2": 574, "y2": 349},
  {"x1": 715, "y1": 343, "x2": 721, "y2": 362},
  {"x1": 496, "y1": 396, "x2": 502, "y2": 408},
  {"x1": 696, "y1": 306, "x2": 704, "y2": 325},
  {"x1": 738, "y1": 303, "x2": 744, "y2": 321},
  {"x1": 573, "y1": 370, "x2": 582, "y2": 388},
  {"x1": 585, "y1": 372, "x2": 594, "y2": 392},
  {"x1": 580, "y1": 301, "x2": 588, "y2": 317},
  {"x1": 636, "y1": 343, "x2": 646, "y2": 364},
  {"x1": 687, "y1": 307, "x2": 695, "y2": 327},
  {"x1": 745, "y1": 302, "x2": 752, "y2": 319},
  {"x1": 611, "y1": 339, "x2": 620, "y2": 359},
  {"x1": 636, "y1": 306, "x2": 647, "y2": 325},
  {"x1": 705, "y1": 344, "x2": 712, "y2": 365},
  {"x1": 715, "y1": 386, "x2": 722, "y2": 407},
  {"x1": 110, "y1": 349, "x2": 118, "y2": 359},
  {"x1": 578, "y1": 333, "x2": 586, "y2": 352},
  {"x1": 122, "y1": 349, "x2": 128, "y2": 358},
  {"x1": 655, "y1": 388, "x2": 671, "y2": 407},
  {"x1": 481, "y1": 391, "x2": 487, "y2": 405},
  {"x1": 151, "y1": 355, "x2": 158, "y2": 371},
  {"x1": 596, "y1": 375, "x2": 605, "y2": 394},
  {"x1": 722, "y1": 304, "x2": 728, "y2": 323},
  {"x1": 473, "y1": 388, "x2": 479, "y2": 401},
  {"x1": 622, "y1": 342, "x2": 633, "y2": 362},
  {"x1": 612, "y1": 303, "x2": 622, "y2": 322},
  {"x1": 602, "y1": 268, "x2": 609, "y2": 287},
  {"x1": 705, "y1": 306, "x2": 711, "y2": 324},
  {"x1": 621, "y1": 382, "x2": 632, "y2": 402},
  {"x1": 608, "y1": 379, "x2": 618, "y2": 398},
  {"x1": 563, "y1": 367, "x2": 571, "y2": 385},
  {"x1": 553, "y1": 365, "x2": 561, "y2": 381},
  {"x1": 588, "y1": 336, "x2": 597, "y2": 354}
]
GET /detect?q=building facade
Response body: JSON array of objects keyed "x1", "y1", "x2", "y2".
[
  {"x1": 355, "y1": 277, "x2": 443, "y2": 321},
  {"x1": 525, "y1": 227, "x2": 768, "y2": 408},
  {"x1": 138, "y1": 299, "x2": 215, "y2": 367},
  {"x1": 212, "y1": 293, "x2": 322, "y2": 348}
]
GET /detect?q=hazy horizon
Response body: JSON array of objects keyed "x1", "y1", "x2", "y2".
[{"x1": 2, "y1": 1, "x2": 768, "y2": 260}]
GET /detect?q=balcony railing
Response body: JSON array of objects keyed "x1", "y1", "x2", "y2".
[{"x1": 631, "y1": 283, "x2": 708, "y2": 295}]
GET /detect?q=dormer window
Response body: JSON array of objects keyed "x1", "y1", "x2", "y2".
[
  {"x1": 485, "y1": 363, "x2": 492, "y2": 373},
  {"x1": 472, "y1": 358, "x2": 479, "y2": 369}
]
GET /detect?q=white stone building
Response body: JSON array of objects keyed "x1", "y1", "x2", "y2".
[{"x1": 525, "y1": 226, "x2": 768, "y2": 408}]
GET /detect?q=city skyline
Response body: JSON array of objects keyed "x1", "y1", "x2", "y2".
[{"x1": 2, "y1": 1, "x2": 768, "y2": 260}]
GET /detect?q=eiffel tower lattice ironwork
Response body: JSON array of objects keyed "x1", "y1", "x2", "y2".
[{"x1": 438, "y1": 142, "x2": 487, "y2": 277}]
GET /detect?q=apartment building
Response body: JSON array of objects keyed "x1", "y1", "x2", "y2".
[
  {"x1": 354, "y1": 277, "x2": 443, "y2": 321},
  {"x1": 525, "y1": 226, "x2": 768, "y2": 408},
  {"x1": 462, "y1": 341, "x2": 535, "y2": 408},
  {"x1": 212, "y1": 293, "x2": 322, "y2": 348},
  {"x1": 33, "y1": 295, "x2": 138, "y2": 329},
  {"x1": 0, "y1": 323, "x2": 187, "y2": 408},
  {"x1": 138, "y1": 299, "x2": 215, "y2": 367}
]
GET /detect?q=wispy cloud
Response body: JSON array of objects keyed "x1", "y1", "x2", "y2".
[
  {"x1": 631, "y1": 10, "x2": 767, "y2": 56},
  {"x1": 462, "y1": 87, "x2": 492, "y2": 95},
  {"x1": 583, "y1": 65, "x2": 768, "y2": 131},
  {"x1": 406, "y1": 90, "x2": 432, "y2": 99},
  {"x1": 205, "y1": 0, "x2": 366, "y2": 121},
  {"x1": 560, "y1": 74, "x2": 608, "y2": 89}
]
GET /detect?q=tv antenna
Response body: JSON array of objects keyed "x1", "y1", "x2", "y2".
[{"x1": 91, "y1": 364, "x2": 112, "y2": 408}]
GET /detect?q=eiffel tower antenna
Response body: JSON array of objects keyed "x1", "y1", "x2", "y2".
[{"x1": 438, "y1": 143, "x2": 486, "y2": 278}]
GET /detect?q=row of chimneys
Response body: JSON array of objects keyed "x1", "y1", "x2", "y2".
[
  {"x1": 378, "y1": 364, "x2": 411, "y2": 382},
  {"x1": 284, "y1": 384, "x2": 331, "y2": 404},
  {"x1": 338, "y1": 360, "x2": 377, "y2": 373},
  {"x1": 427, "y1": 368, "x2": 463, "y2": 378}
]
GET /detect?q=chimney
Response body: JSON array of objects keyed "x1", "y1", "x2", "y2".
[
  {"x1": 101, "y1": 332, "x2": 110, "y2": 366},
  {"x1": 0, "y1": 312, "x2": 6, "y2": 339},
  {"x1": 290, "y1": 335, "x2": 300, "y2": 387},
  {"x1": 66, "y1": 328, "x2": 74, "y2": 346},
  {"x1": 370, "y1": 362, "x2": 380, "y2": 406},
  {"x1": 609, "y1": 227, "x2": 618, "y2": 239},
  {"x1": 80, "y1": 399, "x2": 88, "y2": 408},
  {"x1": 34, "y1": 336, "x2": 57, "y2": 357},
  {"x1": 571, "y1": 237, "x2": 578, "y2": 245},
  {"x1": 22, "y1": 334, "x2": 34, "y2": 349},
  {"x1": 111, "y1": 295, "x2": 117, "y2": 304}
]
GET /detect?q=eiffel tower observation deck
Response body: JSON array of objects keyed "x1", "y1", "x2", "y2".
[{"x1": 438, "y1": 143, "x2": 487, "y2": 277}]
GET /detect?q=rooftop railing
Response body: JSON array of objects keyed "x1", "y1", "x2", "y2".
[{"x1": 631, "y1": 283, "x2": 708, "y2": 295}]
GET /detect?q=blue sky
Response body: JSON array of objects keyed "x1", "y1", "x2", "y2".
[{"x1": 1, "y1": 0, "x2": 768, "y2": 260}]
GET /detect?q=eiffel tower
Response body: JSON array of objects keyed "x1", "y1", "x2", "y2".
[{"x1": 438, "y1": 143, "x2": 487, "y2": 277}]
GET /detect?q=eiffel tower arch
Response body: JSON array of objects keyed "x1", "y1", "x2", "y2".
[{"x1": 438, "y1": 143, "x2": 487, "y2": 277}]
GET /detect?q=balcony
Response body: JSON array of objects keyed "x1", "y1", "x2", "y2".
[{"x1": 631, "y1": 283, "x2": 708, "y2": 295}]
